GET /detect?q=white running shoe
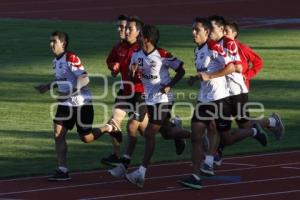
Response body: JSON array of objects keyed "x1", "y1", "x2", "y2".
[
  {"x1": 125, "y1": 169, "x2": 145, "y2": 188},
  {"x1": 108, "y1": 164, "x2": 127, "y2": 178}
]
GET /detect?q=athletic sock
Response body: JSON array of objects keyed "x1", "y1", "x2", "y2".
[
  {"x1": 252, "y1": 128, "x2": 257, "y2": 137},
  {"x1": 205, "y1": 155, "x2": 214, "y2": 167},
  {"x1": 58, "y1": 166, "x2": 68, "y2": 173},
  {"x1": 123, "y1": 154, "x2": 131, "y2": 160},
  {"x1": 139, "y1": 166, "x2": 147, "y2": 177},
  {"x1": 106, "y1": 124, "x2": 113, "y2": 132},
  {"x1": 268, "y1": 117, "x2": 276, "y2": 127}
]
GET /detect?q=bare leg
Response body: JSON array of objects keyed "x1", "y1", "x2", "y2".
[
  {"x1": 191, "y1": 122, "x2": 206, "y2": 177},
  {"x1": 207, "y1": 121, "x2": 219, "y2": 155},
  {"x1": 142, "y1": 123, "x2": 161, "y2": 168},
  {"x1": 53, "y1": 123, "x2": 68, "y2": 168},
  {"x1": 109, "y1": 108, "x2": 127, "y2": 157},
  {"x1": 126, "y1": 119, "x2": 140, "y2": 156},
  {"x1": 220, "y1": 128, "x2": 253, "y2": 145}
]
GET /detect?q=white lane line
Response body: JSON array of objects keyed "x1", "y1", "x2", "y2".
[
  {"x1": 281, "y1": 166, "x2": 300, "y2": 170},
  {"x1": 1, "y1": 150, "x2": 299, "y2": 183},
  {"x1": 1, "y1": 162, "x2": 300, "y2": 196},
  {"x1": 80, "y1": 188, "x2": 189, "y2": 200},
  {"x1": 223, "y1": 162, "x2": 256, "y2": 167},
  {"x1": 80, "y1": 176, "x2": 300, "y2": 200},
  {"x1": 214, "y1": 189, "x2": 300, "y2": 200}
]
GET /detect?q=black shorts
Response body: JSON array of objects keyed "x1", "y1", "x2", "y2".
[
  {"x1": 192, "y1": 101, "x2": 219, "y2": 127},
  {"x1": 216, "y1": 94, "x2": 250, "y2": 132},
  {"x1": 53, "y1": 104, "x2": 94, "y2": 135},
  {"x1": 215, "y1": 97, "x2": 232, "y2": 132},
  {"x1": 147, "y1": 103, "x2": 172, "y2": 125},
  {"x1": 230, "y1": 93, "x2": 249, "y2": 125},
  {"x1": 114, "y1": 91, "x2": 147, "y2": 122}
]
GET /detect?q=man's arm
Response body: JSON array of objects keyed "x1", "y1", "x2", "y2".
[
  {"x1": 200, "y1": 62, "x2": 235, "y2": 81},
  {"x1": 161, "y1": 64, "x2": 185, "y2": 93},
  {"x1": 106, "y1": 45, "x2": 120, "y2": 77},
  {"x1": 242, "y1": 45, "x2": 263, "y2": 80},
  {"x1": 34, "y1": 81, "x2": 57, "y2": 94}
]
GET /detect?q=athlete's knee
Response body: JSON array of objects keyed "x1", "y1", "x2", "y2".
[{"x1": 80, "y1": 134, "x2": 94, "y2": 143}]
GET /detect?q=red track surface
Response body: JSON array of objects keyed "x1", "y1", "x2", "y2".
[
  {"x1": 0, "y1": 0, "x2": 299, "y2": 28},
  {"x1": 1, "y1": 151, "x2": 300, "y2": 200}
]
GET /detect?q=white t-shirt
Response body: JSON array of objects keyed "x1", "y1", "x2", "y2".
[
  {"x1": 53, "y1": 52, "x2": 92, "y2": 106},
  {"x1": 219, "y1": 36, "x2": 248, "y2": 95},
  {"x1": 130, "y1": 48, "x2": 182, "y2": 105},
  {"x1": 195, "y1": 40, "x2": 230, "y2": 102}
]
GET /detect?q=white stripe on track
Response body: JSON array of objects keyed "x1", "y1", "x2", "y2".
[
  {"x1": 80, "y1": 176, "x2": 300, "y2": 200},
  {"x1": 214, "y1": 189, "x2": 300, "y2": 200},
  {"x1": 1, "y1": 150, "x2": 299, "y2": 182},
  {"x1": 1, "y1": 161, "x2": 300, "y2": 196}
]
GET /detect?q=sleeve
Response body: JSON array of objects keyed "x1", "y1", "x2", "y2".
[
  {"x1": 158, "y1": 48, "x2": 183, "y2": 71},
  {"x1": 240, "y1": 44, "x2": 263, "y2": 80},
  {"x1": 223, "y1": 37, "x2": 242, "y2": 65},
  {"x1": 66, "y1": 52, "x2": 86, "y2": 77},
  {"x1": 106, "y1": 44, "x2": 119, "y2": 70}
]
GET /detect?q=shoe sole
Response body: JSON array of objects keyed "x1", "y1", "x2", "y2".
[
  {"x1": 178, "y1": 180, "x2": 202, "y2": 190},
  {"x1": 273, "y1": 113, "x2": 285, "y2": 140},
  {"x1": 200, "y1": 168, "x2": 215, "y2": 176},
  {"x1": 101, "y1": 160, "x2": 121, "y2": 167},
  {"x1": 48, "y1": 177, "x2": 72, "y2": 182},
  {"x1": 108, "y1": 169, "x2": 126, "y2": 178}
]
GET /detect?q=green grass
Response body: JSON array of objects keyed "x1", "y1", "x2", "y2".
[{"x1": 0, "y1": 19, "x2": 300, "y2": 179}]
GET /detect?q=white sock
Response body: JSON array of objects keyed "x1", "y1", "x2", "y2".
[
  {"x1": 268, "y1": 117, "x2": 276, "y2": 127},
  {"x1": 252, "y1": 128, "x2": 257, "y2": 137},
  {"x1": 123, "y1": 154, "x2": 131, "y2": 160},
  {"x1": 58, "y1": 166, "x2": 68, "y2": 173},
  {"x1": 205, "y1": 155, "x2": 214, "y2": 167},
  {"x1": 106, "y1": 124, "x2": 113, "y2": 132},
  {"x1": 139, "y1": 166, "x2": 147, "y2": 177},
  {"x1": 192, "y1": 173, "x2": 201, "y2": 181}
]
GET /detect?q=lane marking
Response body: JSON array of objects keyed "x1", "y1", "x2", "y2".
[
  {"x1": 1, "y1": 150, "x2": 299, "y2": 182},
  {"x1": 281, "y1": 166, "x2": 300, "y2": 170},
  {"x1": 214, "y1": 189, "x2": 300, "y2": 200},
  {"x1": 80, "y1": 176, "x2": 300, "y2": 200},
  {"x1": 1, "y1": 162, "x2": 300, "y2": 196},
  {"x1": 223, "y1": 162, "x2": 256, "y2": 167}
]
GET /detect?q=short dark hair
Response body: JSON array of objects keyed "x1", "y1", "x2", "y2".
[
  {"x1": 142, "y1": 24, "x2": 160, "y2": 47},
  {"x1": 127, "y1": 16, "x2": 144, "y2": 31},
  {"x1": 225, "y1": 21, "x2": 239, "y2": 38},
  {"x1": 194, "y1": 17, "x2": 212, "y2": 32},
  {"x1": 208, "y1": 15, "x2": 227, "y2": 27},
  {"x1": 117, "y1": 14, "x2": 128, "y2": 21},
  {"x1": 51, "y1": 31, "x2": 69, "y2": 49}
]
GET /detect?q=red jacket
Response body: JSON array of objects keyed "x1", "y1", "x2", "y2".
[
  {"x1": 236, "y1": 40, "x2": 263, "y2": 90},
  {"x1": 106, "y1": 41, "x2": 144, "y2": 95}
]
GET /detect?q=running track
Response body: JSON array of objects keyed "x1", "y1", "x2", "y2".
[
  {"x1": 0, "y1": 0, "x2": 299, "y2": 28},
  {"x1": 1, "y1": 150, "x2": 300, "y2": 200}
]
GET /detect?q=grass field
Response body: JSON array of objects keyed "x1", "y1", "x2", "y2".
[{"x1": 0, "y1": 19, "x2": 299, "y2": 179}]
